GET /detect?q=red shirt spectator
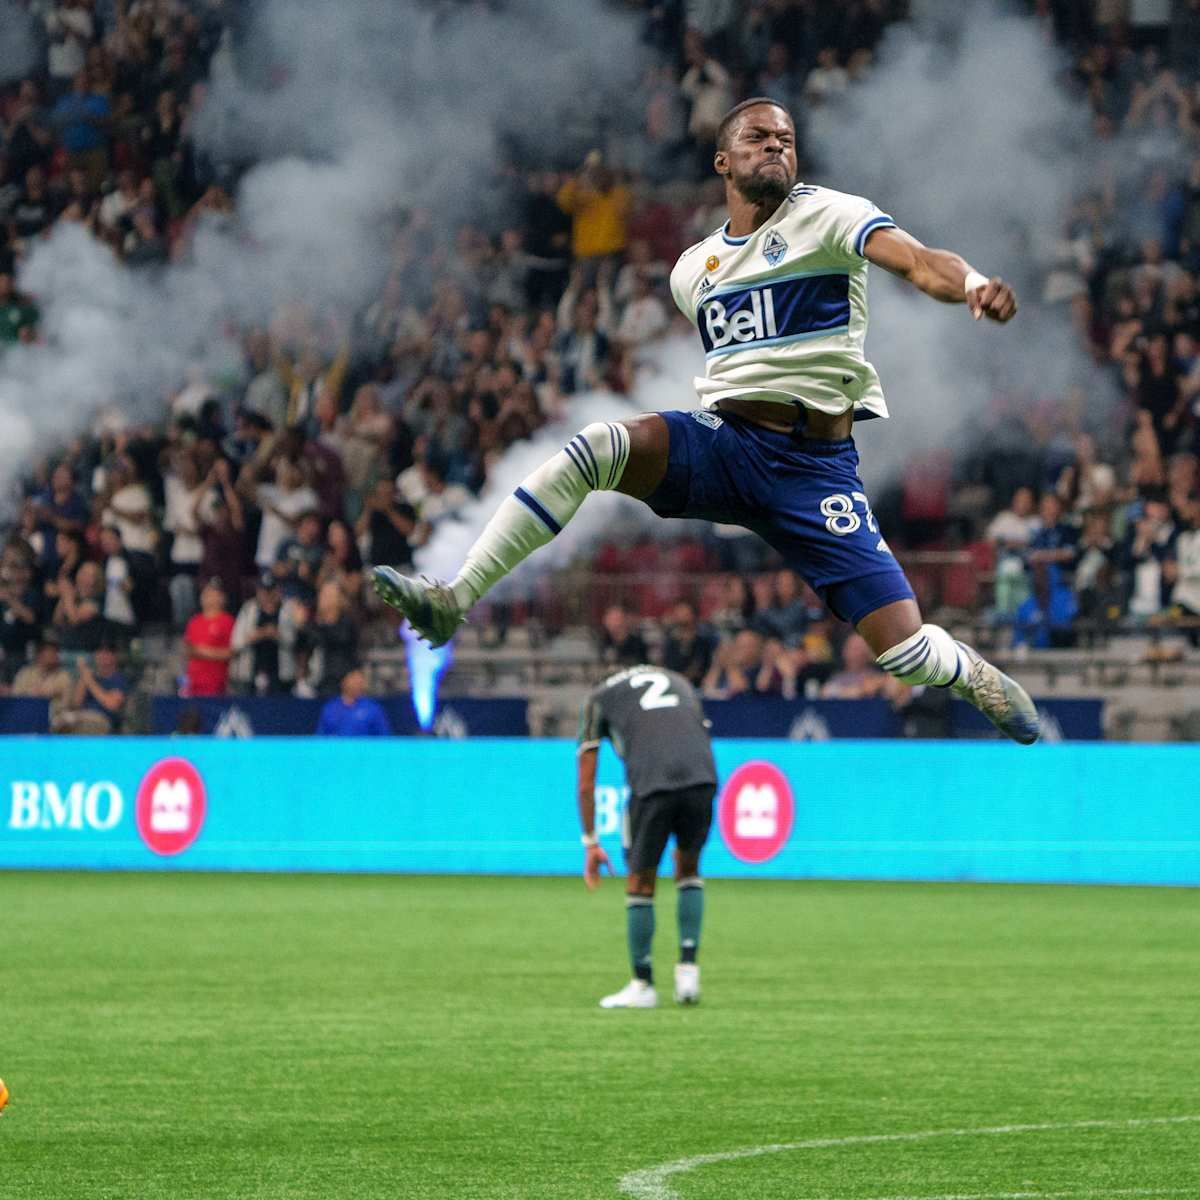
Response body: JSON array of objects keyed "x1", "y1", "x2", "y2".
[{"x1": 183, "y1": 579, "x2": 235, "y2": 696}]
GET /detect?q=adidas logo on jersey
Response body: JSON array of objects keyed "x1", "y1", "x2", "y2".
[{"x1": 703, "y1": 288, "x2": 778, "y2": 352}]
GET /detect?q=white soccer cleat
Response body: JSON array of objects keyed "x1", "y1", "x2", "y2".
[
  {"x1": 598, "y1": 979, "x2": 658, "y2": 1009},
  {"x1": 370, "y1": 566, "x2": 465, "y2": 648},
  {"x1": 674, "y1": 963, "x2": 700, "y2": 1005},
  {"x1": 952, "y1": 642, "x2": 1040, "y2": 745}
]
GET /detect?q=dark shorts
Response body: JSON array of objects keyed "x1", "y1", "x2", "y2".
[
  {"x1": 623, "y1": 782, "x2": 715, "y2": 874},
  {"x1": 644, "y1": 409, "x2": 916, "y2": 625}
]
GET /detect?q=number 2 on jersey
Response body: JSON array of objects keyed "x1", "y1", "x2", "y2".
[
  {"x1": 631, "y1": 671, "x2": 680, "y2": 710},
  {"x1": 819, "y1": 491, "x2": 877, "y2": 537}
]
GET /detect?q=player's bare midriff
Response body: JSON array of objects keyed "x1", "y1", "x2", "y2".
[{"x1": 715, "y1": 396, "x2": 854, "y2": 440}]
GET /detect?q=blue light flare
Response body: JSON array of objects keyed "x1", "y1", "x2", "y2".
[{"x1": 400, "y1": 623, "x2": 454, "y2": 731}]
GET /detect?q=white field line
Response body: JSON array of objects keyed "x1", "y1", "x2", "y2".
[{"x1": 617, "y1": 1114, "x2": 1200, "y2": 1200}]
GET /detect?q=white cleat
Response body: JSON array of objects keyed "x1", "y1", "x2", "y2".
[
  {"x1": 674, "y1": 963, "x2": 701, "y2": 1005},
  {"x1": 599, "y1": 979, "x2": 658, "y2": 1009},
  {"x1": 370, "y1": 566, "x2": 465, "y2": 648},
  {"x1": 952, "y1": 642, "x2": 1040, "y2": 745}
]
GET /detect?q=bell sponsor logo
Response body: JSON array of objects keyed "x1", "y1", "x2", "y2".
[{"x1": 8, "y1": 781, "x2": 124, "y2": 831}]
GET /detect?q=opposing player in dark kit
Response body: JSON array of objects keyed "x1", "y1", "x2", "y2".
[
  {"x1": 577, "y1": 665, "x2": 716, "y2": 1008},
  {"x1": 374, "y1": 97, "x2": 1039, "y2": 746}
]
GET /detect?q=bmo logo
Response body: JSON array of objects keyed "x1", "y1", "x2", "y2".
[
  {"x1": 718, "y1": 761, "x2": 794, "y2": 864},
  {"x1": 136, "y1": 758, "x2": 206, "y2": 856},
  {"x1": 8, "y1": 780, "x2": 123, "y2": 831}
]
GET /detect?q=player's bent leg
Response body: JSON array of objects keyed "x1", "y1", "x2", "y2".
[
  {"x1": 600, "y1": 870, "x2": 660, "y2": 1010},
  {"x1": 372, "y1": 415, "x2": 669, "y2": 646},
  {"x1": 859, "y1": 598, "x2": 1040, "y2": 745}
]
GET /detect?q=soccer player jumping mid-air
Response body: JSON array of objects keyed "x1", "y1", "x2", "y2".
[{"x1": 374, "y1": 98, "x2": 1040, "y2": 745}]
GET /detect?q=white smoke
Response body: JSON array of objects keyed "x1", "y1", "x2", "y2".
[
  {"x1": 418, "y1": 334, "x2": 705, "y2": 587},
  {"x1": 811, "y1": 0, "x2": 1112, "y2": 491},
  {"x1": 0, "y1": 1, "x2": 37, "y2": 84},
  {"x1": 0, "y1": 0, "x2": 646, "y2": 497}
]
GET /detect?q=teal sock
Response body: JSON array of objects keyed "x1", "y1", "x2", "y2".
[
  {"x1": 626, "y1": 896, "x2": 655, "y2": 983},
  {"x1": 677, "y1": 878, "x2": 704, "y2": 964}
]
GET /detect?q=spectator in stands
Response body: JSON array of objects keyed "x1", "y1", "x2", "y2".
[
  {"x1": 708, "y1": 572, "x2": 753, "y2": 637},
  {"x1": 316, "y1": 665, "x2": 391, "y2": 736},
  {"x1": 555, "y1": 151, "x2": 630, "y2": 280},
  {"x1": 0, "y1": 271, "x2": 39, "y2": 343},
  {"x1": 0, "y1": 539, "x2": 42, "y2": 680},
  {"x1": 1074, "y1": 510, "x2": 1121, "y2": 630},
  {"x1": 52, "y1": 560, "x2": 107, "y2": 657},
  {"x1": 162, "y1": 448, "x2": 206, "y2": 626},
  {"x1": 182, "y1": 578, "x2": 235, "y2": 697},
  {"x1": 659, "y1": 601, "x2": 718, "y2": 687},
  {"x1": 1166, "y1": 499, "x2": 1200, "y2": 643},
  {"x1": 56, "y1": 642, "x2": 128, "y2": 735},
  {"x1": 821, "y1": 634, "x2": 888, "y2": 699},
  {"x1": 231, "y1": 572, "x2": 284, "y2": 695},
  {"x1": 97, "y1": 455, "x2": 157, "y2": 614},
  {"x1": 300, "y1": 581, "x2": 359, "y2": 696},
  {"x1": 244, "y1": 449, "x2": 320, "y2": 572},
  {"x1": 275, "y1": 511, "x2": 324, "y2": 606},
  {"x1": 318, "y1": 518, "x2": 363, "y2": 606},
  {"x1": 555, "y1": 271, "x2": 612, "y2": 394},
  {"x1": 197, "y1": 464, "x2": 247, "y2": 604},
  {"x1": 97, "y1": 525, "x2": 136, "y2": 642},
  {"x1": 1120, "y1": 495, "x2": 1177, "y2": 621},
  {"x1": 10, "y1": 637, "x2": 72, "y2": 723},
  {"x1": 598, "y1": 604, "x2": 648, "y2": 668},
  {"x1": 702, "y1": 628, "x2": 764, "y2": 699},
  {"x1": 987, "y1": 486, "x2": 1041, "y2": 618},
  {"x1": 680, "y1": 30, "x2": 733, "y2": 171},
  {"x1": 356, "y1": 478, "x2": 417, "y2": 570},
  {"x1": 759, "y1": 569, "x2": 809, "y2": 645},
  {"x1": 51, "y1": 70, "x2": 111, "y2": 188}
]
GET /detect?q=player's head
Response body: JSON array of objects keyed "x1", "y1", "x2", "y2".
[{"x1": 714, "y1": 98, "x2": 797, "y2": 209}]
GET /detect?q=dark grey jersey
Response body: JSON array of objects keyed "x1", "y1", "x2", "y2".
[{"x1": 577, "y1": 665, "x2": 717, "y2": 800}]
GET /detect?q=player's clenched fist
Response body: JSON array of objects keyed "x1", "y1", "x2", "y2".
[{"x1": 967, "y1": 276, "x2": 1018, "y2": 323}]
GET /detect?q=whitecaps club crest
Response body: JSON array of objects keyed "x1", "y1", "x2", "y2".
[{"x1": 762, "y1": 229, "x2": 788, "y2": 267}]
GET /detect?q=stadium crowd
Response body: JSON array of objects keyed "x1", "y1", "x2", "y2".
[{"x1": 1, "y1": 0, "x2": 1200, "y2": 722}]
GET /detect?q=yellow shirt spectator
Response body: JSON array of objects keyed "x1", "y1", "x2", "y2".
[{"x1": 556, "y1": 168, "x2": 630, "y2": 261}]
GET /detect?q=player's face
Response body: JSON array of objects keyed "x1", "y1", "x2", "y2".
[{"x1": 717, "y1": 106, "x2": 797, "y2": 208}]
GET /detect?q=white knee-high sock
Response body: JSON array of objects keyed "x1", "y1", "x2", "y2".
[
  {"x1": 876, "y1": 623, "x2": 972, "y2": 689},
  {"x1": 449, "y1": 421, "x2": 630, "y2": 609}
]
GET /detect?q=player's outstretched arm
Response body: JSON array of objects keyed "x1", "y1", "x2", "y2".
[{"x1": 863, "y1": 226, "x2": 1017, "y2": 323}]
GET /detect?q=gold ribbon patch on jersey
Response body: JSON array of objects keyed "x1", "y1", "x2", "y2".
[{"x1": 705, "y1": 255, "x2": 719, "y2": 271}]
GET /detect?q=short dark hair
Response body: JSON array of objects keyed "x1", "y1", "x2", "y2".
[{"x1": 716, "y1": 97, "x2": 792, "y2": 152}]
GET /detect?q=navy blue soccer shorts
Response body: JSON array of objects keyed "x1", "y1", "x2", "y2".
[{"x1": 643, "y1": 409, "x2": 916, "y2": 626}]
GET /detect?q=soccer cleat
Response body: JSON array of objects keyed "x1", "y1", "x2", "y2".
[
  {"x1": 371, "y1": 566, "x2": 464, "y2": 647},
  {"x1": 952, "y1": 642, "x2": 1040, "y2": 745},
  {"x1": 598, "y1": 979, "x2": 658, "y2": 1009},
  {"x1": 674, "y1": 963, "x2": 700, "y2": 1005}
]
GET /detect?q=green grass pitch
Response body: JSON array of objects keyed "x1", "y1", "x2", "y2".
[{"x1": 2, "y1": 871, "x2": 1198, "y2": 1199}]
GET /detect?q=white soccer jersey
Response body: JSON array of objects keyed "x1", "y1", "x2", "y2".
[{"x1": 669, "y1": 183, "x2": 896, "y2": 418}]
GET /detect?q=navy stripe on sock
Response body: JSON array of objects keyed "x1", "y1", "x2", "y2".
[
  {"x1": 605, "y1": 423, "x2": 618, "y2": 488},
  {"x1": 612, "y1": 424, "x2": 629, "y2": 485},
  {"x1": 563, "y1": 442, "x2": 593, "y2": 488},
  {"x1": 514, "y1": 487, "x2": 562, "y2": 535},
  {"x1": 567, "y1": 437, "x2": 598, "y2": 488},
  {"x1": 880, "y1": 637, "x2": 929, "y2": 673},
  {"x1": 574, "y1": 435, "x2": 601, "y2": 489},
  {"x1": 894, "y1": 647, "x2": 930, "y2": 679}
]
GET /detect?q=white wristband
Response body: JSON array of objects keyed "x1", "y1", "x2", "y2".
[
  {"x1": 581, "y1": 832, "x2": 599, "y2": 848},
  {"x1": 964, "y1": 270, "x2": 989, "y2": 294}
]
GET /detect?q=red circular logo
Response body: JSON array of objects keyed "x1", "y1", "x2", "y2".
[
  {"x1": 718, "y1": 761, "x2": 794, "y2": 863},
  {"x1": 136, "y1": 758, "x2": 206, "y2": 856}
]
